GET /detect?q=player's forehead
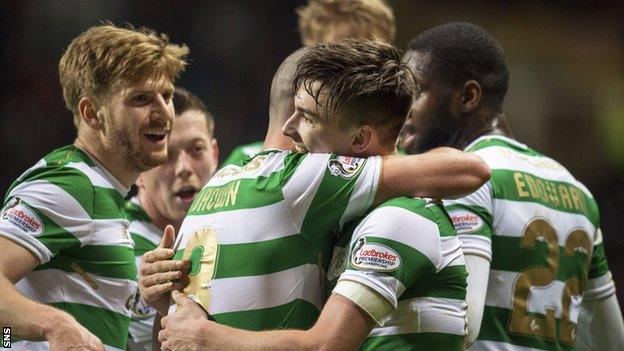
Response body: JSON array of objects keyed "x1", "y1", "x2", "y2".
[
  {"x1": 117, "y1": 75, "x2": 175, "y2": 97},
  {"x1": 169, "y1": 110, "x2": 211, "y2": 143},
  {"x1": 294, "y1": 81, "x2": 328, "y2": 116}
]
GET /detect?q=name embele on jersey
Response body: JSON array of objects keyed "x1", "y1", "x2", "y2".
[
  {"x1": 124, "y1": 197, "x2": 161, "y2": 346},
  {"x1": 335, "y1": 197, "x2": 467, "y2": 350},
  {"x1": 172, "y1": 150, "x2": 381, "y2": 330},
  {"x1": 446, "y1": 135, "x2": 615, "y2": 351},
  {"x1": 0, "y1": 145, "x2": 136, "y2": 351}
]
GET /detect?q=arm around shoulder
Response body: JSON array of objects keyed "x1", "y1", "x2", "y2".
[{"x1": 376, "y1": 147, "x2": 490, "y2": 204}]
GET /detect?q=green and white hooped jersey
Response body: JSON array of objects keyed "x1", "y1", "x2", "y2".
[
  {"x1": 334, "y1": 197, "x2": 468, "y2": 351},
  {"x1": 172, "y1": 150, "x2": 381, "y2": 330},
  {"x1": 220, "y1": 141, "x2": 263, "y2": 168},
  {"x1": 0, "y1": 145, "x2": 137, "y2": 351},
  {"x1": 445, "y1": 135, "x2": 615, "y2": 351},
  {"x1": 124, "y1": 197, "x2": 160, "y2": 345}
]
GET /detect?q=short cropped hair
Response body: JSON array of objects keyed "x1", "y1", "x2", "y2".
[
  {"x1": 406, "y1": 22, "x2": 509, "y2": 111},
  {"x1": 297, "y1": 0, "x2": 396, "y2": 45},
  {"x1": 294, "y1": 39, "x2": 418, "y2": 148},
  {"x1": 173, "y1": 87, "x2": 215, "y2": 137},
  {"x1": 59, "y1": 24, "x2": 189, "y2": 128}
]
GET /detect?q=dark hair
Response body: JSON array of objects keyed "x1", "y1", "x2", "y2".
[
  {"x1": 172, "y1": 87, "x2": 215, "y2": 136},
  {"x1": 294, "y1": 38, "x2": 419, "y2": 147},
  {"x1": 406, "y1": 22, "x2": 509, "y2": 111}
]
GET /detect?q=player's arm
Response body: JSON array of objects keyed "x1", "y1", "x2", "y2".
[
  {"x1": 376, "y1": 146, "x2": 490, "y2": 204},
  {"x1": 159, "y1": 291, "x2": 375, "y2": 351},
  {"x1": 0, "y1": 237, "x2": 103, "y2": 350},
  {"x1": 464, "y1": 254, "x2": 490, "y2": 346},
  {"x1": 576, "y1": 293, "x2": 624, "y2": 351}
]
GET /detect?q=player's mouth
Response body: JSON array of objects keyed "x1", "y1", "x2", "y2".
[
  {"x1": 174, "y1": 186, "x2": 199, "y2": 205},
  {"x1": 142, "y1": 129, "x2": 169, "y2": 145}
]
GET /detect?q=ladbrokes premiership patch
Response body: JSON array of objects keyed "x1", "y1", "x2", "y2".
[
  {"x1": 328, "y1": 156, "x2": 365, "y2": 179},
  {"x1": 448, "y1": 209, "x2": 484, "y2": 234},
  {"x1": 351, "y1": 237, "x2": 401, "y2": 272},
  {"x1": 1, "y1": 197, "x2": 44, "y2": 236}
]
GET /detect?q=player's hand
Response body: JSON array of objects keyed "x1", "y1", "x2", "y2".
[
  {"x1": 47, "y1": 316, "x2": 104, "y2": 351},
  {"x1": 138, "y1": 225, "x2": 190, "y2": 315},
  {"x1": 159, "y1": 291, "x2": 212, "y2": 351}
]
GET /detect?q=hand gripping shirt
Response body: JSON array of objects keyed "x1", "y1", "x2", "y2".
[
  {"x1": 333, "y1": 197, "x2": 468, "y2": 351},
  {"x1": 446, "y1": 135, "x2": 615, "y2": 351},
  {"x1": 0, "y1": 145, "x2": 137, "y2": 351},
  {"x1": 172, "y1": 150, "x2": 381, "y2": 330}
]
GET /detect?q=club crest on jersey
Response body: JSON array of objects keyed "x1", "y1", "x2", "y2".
[
  {"x1": 328, "y1": 156, "x2": 365, "y2": 179},
  {"x1": 351, "y1": 237, "x2": 401, "y2": 272},
  {"x1": 448, "y1": 209, "x2": 484, "y2": 234},
  {"x1": 1, "y1": 197, "x2": 44, "y2": 237}
]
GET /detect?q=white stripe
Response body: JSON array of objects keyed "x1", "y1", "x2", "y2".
[
  {"x1": 338, "y1": 155, "x2": 381, "y2": 228},
  {"x1": 485, "y1": 269, "x2": 582, "y2": 323},
  {"x1": 491, "y1": 199, "x2": 596, "y2": 246},
  {"x1": 370, "y1": 297, "x2": 467, "y2": 336},
  {"x1": 338, "y1": 270, "x2": 406, "y2": 308},
  {"x1": 15, "y1": 158, "x2": 47, "y2": 182},
  {"x1": 468, "y1": 340, "x2": 542, "y2": 351},
  {"x1": 17, "y1": 268, "x2": 136, "y2": 317},
  {"x1": 474, "y1": 146, "x2": 592, "y2": 198},
  {"x1": 283, "y1": 153, "x2": 331, "y2": 232},
  {"x1": 178, "y1": 199, "x2": 297, "y2": 246},
  {"x1": 208, "y1": 151, "x2": 288, "y2": 186},
  {"x1": 438, "y1": 236, "x2": 464, "y2": 271},
  {"x1": 12, "y1": 341, "x2": 123, "y2": 351},
  {"x1": 8, "y1": 180, "x2": 132, "y2": 247},
  {"x1": 209, "y1": 264, "x2": 322, "y2": 314},
  {"x1": 464, "y1": 135, "x2": 528, "y2": 152},
  {"x1": 66, "y1": 162, "x2": 116, "y2": 190},
  {"x1": 459, "y1": 234, "x2": 493, "y2": 261},
  {"x1": 129, "y1": 220, "x2": 162, "y2": 246}
]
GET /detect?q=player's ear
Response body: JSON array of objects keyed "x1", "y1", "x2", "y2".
[
  {"x1": 350, "y1": 125, "x2": 374, "y2": 154},
  {"x1": 460, "y1": 80, "x2": 482, "y2": 113},
  {"x1": 78, "y1": 97, "x2": 104, "y2": 130}
]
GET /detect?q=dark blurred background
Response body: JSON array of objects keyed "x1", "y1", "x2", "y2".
[{"x1": 1, "y1": 1, "x2": 623, "y2": 307}]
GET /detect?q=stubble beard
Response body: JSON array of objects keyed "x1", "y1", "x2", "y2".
[{"x1": 114, "y1": 125, "x2": 168, "y2": 173}]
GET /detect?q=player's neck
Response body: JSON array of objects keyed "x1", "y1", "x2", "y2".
[
  {"x1": 74, "y1": 136, "x2": 138, "y2": 188},
  {"x1": 137, "y1": 192, "x2": 181, "y2": 233},
  {"x1": 451, "y1": 112, "x2": 513, "y2": 150}
]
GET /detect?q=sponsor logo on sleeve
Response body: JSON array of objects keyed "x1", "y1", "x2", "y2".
[
  {"x1": 328, "y1": 156, "x2": 365, "y2": 179},
  {"x1": 1, "y1": 197, "x2": 44, "y2": 236},
  {"x1": 448, "y1": 209, "x2": 484, "y2": 234},
  {"x1": 351, "y1": 237, "x2": 401, "y2": 272}
]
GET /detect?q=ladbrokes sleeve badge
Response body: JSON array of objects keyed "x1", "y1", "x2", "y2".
[
  {"x1": 328, "y1": 156, "x2": 366, "y2": 179},
  {"x1": 1, "y1": 197, "x2": 45, "y2": 236},
  {"x1": 351, "y1": 237, "x2": 401, "y2": 272}
]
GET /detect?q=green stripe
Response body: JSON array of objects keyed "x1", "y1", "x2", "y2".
[
  {"x1": 589, "y1": 243, "x2": 610, "y2": 279},
  {"x1": 124, "y1": 200, "x2": 152, "y2": 223},
  {"x1": 93, "y1": 186, "x2": 126, "y2": 219},
  {"x1": 214, "y1": 299, "x2": 319, "y2": 330},
  {"x1": 131, "y1": 233, "x2": 158, "y2": 257},
  {"x1": 43, "y1": 145, "x2": 95, "y2": 167},
  {"x1": 479, "y1": 305, "x2": 574, "y2": 351},
  {"x1": 362, "y1": 332, "x2": 464, "y2": 351},
  {"x1": 214, "y1": 234, "x2": 322, "y2": 278},
  {"x1": 51, "y1": 301, "x2": 130, "y2": 350},
  {"x1": 20, "y1": 199, "x2": 81, "y2": 256},
  {"x1": 491, "y1": 235, "x2": 590, "y2": 281},
  {"x1": 490, "y1": 169, "x2": 598, "y2": 226},
  {"x1": 36, "y1": 245, "x2": 137, "y2": 280},
  {"x1": 401, "y1": 265, "x2": 467, "y2": 301},
  {"x1": 468, "y1": 137, "x2": 540, "y2": 156},
  {"x1": 187, "y1": 176, "x2": 283, "y2": 216}
]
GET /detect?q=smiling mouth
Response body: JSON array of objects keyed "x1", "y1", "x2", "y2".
[
  {"x1": 175, "y1": 186, "x2": 198, "y2": 202},
  {"x1": 143, "y1": 130, "x2": 168, "y2": 143}
]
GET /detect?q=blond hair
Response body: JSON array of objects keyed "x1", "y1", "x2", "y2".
[
  {"x1": 59, "y1": 24, "x2": 189, "y2": 128},
  {"x1": 297, "y1": 0, "x2": 396, "y2": 45}
]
